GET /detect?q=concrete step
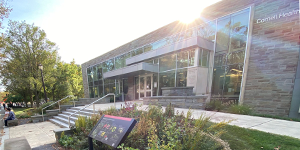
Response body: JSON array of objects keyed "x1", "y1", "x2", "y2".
[
  {"x1": 71, "y1": 107, "x2": 94, "y2": 113},
  {"x1": 66, "y1": 109, "x2": 96, "y2": 116},
  {"x1": 61, "y1": 111, "x2": 90, "y2": 118},
  {"x1": 58, "y1": 114, "x2": 79, "y2": 122},
  {"x1": 53, "y1": 116, "x2": 75, "y2": 126},
  {"x1": 49, "y1": 119, "x2": 70, "y2": 128}
]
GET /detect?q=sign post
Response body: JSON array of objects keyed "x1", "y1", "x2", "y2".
[{"x1": 88, "y1": 115, "x2": 137, "y2": 149}]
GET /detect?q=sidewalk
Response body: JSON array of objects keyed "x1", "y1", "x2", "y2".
[{"x1": 85, "y1": 102, "x2": 300, "y2": 139}]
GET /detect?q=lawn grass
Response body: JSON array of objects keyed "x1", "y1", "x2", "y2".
[
  {"x1": 12, "y1": 107, "x2": 34, "y2": 118},
  {"x1": 221, "y1": 125, "x2": 300, "y2": 150}
]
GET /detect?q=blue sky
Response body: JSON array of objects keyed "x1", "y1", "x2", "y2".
[{"x1": 0, "y1": 0, "x2": 221, "y2": 91}]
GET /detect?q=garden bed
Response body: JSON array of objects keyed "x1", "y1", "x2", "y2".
[{"x1": 57, "y1": 103, "x2": 300, "y2": 150}]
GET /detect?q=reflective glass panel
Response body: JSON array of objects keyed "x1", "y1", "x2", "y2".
[
  {"x1": 229, "y1": 11, "x2": 249, "y2": 53},
  {"x1": 140, "y1": 77, "x2": 144, "y2": 90},
  {"x1": 202, "y1": 50, "x2": 209, "y2": 67},
  {"x1": 159, "y1": 70, "x2": 175, "y2": 88},
  {"x1": 216, "y1": 16, "x2": 231, "y2": 54},
  {"x1": 198, "y1": 21, "x2": 216, "y2": 41},
  {"x1": 223, "y1": 64, "x2": 243, "y2": 97},
  {"x1": 146, "y1": 76, "x2": 151, "y2": 90},
  {"x1": 104, "y1": 84, "x2": 110, "y2": 95},
  {"x1": 176, "y1": 69, "x2": 187, "y2": 87},
  {"x1": 89, "y1": 86, "x2": 94, "y2": 98},
  {"x1": 152, "y1": 74, "x2": 158, "y2": 96},
  {"x1": 103, "y1": 59, "x2": 114, "y2": 72},
  {"x1": 93, "y1": 66, "x2": 98, "y2": 81},
  {"x1": 98, "y1": 84, "x2": 103, "y2": 97},
  {"x1": 115, "y1": 55, "x2": 124, "y2": 70},
  {"x1": 211, "y1": 66, "x2": 225, "y2": 96},
  {"x1": 189, "y1": 49, "x2": 195, "y2": 67},
  {"x1": 144, "y1": 45, "x2": 153, "y2": 52},
  {"x1": 87, "y1": 68, "x2": 93, "y2": 86},
  {"x1": 177, "y1": 50, "x2": 189, "y2": 68},
  {"x1": 132, "y1": 48, "x2": 143, "y2": 57},
  {"x1": 94, "y1": 86, "x2": 99, "y2": 97},
  {"x1": 97, "y1": 64, "x2": 103, "y2": 80},
  {"x1": 159, "y1": 53, "x2": 176, "y2": 72}
]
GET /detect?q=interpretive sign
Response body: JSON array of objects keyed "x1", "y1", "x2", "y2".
[{"x1": 88, "y1": 115, "x2": 137, "y2": 149}]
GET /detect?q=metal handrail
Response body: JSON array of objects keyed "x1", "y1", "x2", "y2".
[
  {"x1": 68, "y1": 93, "x2": 115, "y2": 128},
  {"x1": 42, "y1": 95, "x2": 75, "y2": 121}
]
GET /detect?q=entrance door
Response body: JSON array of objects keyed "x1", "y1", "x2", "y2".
[{"x1": 139, "y1": 75, "x2": 152, "y2": 99}]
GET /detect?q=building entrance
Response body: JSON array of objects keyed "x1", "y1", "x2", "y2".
[{"x1": 139, "y1": 75, "x2": 152, "y2": 99}]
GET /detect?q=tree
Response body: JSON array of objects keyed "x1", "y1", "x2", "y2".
[
  {"x1": 49, "y1": 60, "x2": 84, "y2": 100},
  {"x1": 0, "y1": 20, "x2": 59, "y2": 107}
]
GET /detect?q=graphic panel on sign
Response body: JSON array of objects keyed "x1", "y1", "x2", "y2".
[{"x1": 89, "y1": 115, "x2": 137, "y2": 148}]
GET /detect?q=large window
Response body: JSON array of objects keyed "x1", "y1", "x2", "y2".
[
  {"x1": 177, "y1": 50, "x2": 189, "y2": 68},
  {"x1": 159, "y1": 54, "x2": 176, "y2": 72},
  {"x1": 199, "y1": 49, "x2": 210, "y2": 67},
  {"x1": 176, "y1": 69, "x2": 187, "y2": 87},
  {"x1": 103, "y1": 59, "x2": 114, "y2": 73},
  {"x1": 159, "y1": 70, "x2": 175, "y2": 88},
  {"x1": 212, "y1": 8, "x2": 250, "y2": 98}
]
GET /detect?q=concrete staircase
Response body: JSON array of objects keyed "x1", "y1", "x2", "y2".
[{"x1": 49, "y1": 107, "x2": 97, "y2": 128}]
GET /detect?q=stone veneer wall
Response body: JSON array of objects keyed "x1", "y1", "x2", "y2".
[
  {"x1": 162, "y1": 87, "x2": 194, "y2": 96},
  {"x1": 202, "y1": 0, "x2": 300, "y2": 116},
  {"x1": 244, "y1": 0, "x2": 299, "y2": 116}
]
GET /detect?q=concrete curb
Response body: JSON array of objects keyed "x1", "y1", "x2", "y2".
[{"x1": 1, "y1": 127, "x2": 10, "y2": 150}]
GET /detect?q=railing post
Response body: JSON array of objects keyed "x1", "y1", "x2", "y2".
[
  {"x1": 68, "y1": 116, "x2": 70, "y2": 128},
  {"x1": 93, "y1": 104, "x2": 95, "y2": 114}
]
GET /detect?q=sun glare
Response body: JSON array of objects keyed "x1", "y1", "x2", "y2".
[{"x1": 178, "y1": 7, "x2": 203, "y2": 24}]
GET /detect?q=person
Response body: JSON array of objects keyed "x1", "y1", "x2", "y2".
[
  {"x1": 4, "y1": 108, "x2": 15, "y2": 127},
  {"x1": 1, "y1": 108, "x2": 9, "y2": 121},
  {"x1": 3, "y1": 103, "x2": 5, "y2": 110}
]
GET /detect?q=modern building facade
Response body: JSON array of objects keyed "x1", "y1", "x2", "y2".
[{"x1": 82, "y1": 0, "x2": 300, "y2": 118}]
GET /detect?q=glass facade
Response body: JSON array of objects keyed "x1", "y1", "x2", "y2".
[
  {"x1": 86, "y1": 8, "x2": 250, "y2": 100},
  {"x1": 212, "y1": 8, "x2": 250, "y2": 98}
]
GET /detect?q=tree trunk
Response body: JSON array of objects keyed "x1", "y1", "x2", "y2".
[
  {"x1": 34, "y1": 83, "x2": 39, "y2": 107},
  {"x1": 30, "y1": 91, "x2": 33, "y2": 108}
]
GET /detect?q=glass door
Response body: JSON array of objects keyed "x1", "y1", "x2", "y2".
[{"x1": 139, "y1": 75, "x2": 152, "y2": 99}]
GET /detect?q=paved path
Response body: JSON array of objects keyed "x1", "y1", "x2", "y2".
[
  {"x1": 84, "y1": 101, "x2": 300, "y2": 139},
  {"x1": 0, "y1": 108, "x2": 5, "y2": 149},
  {"x1": 9, "y1": 121, "x2": 61, "y2": 148}
]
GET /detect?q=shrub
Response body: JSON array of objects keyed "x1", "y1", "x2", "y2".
[
  {"x1": 205, "y1": 100, "x2": 224, "y2": 111},
  {"x1": 35, "y1": 101, "x2": 59, "y2": 114},
  {"x1": 59, "y1": 104, "x2": 230, "y2": 150},
  {"x1": 228, "y1": 104, "x2": 252, "y2": 115}
]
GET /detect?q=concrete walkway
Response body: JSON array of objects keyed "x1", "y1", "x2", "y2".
[
  {"x1": 83, "y1": 101, "x2": 300, "y2": 139},
  {"x1": 9, "y1": 121, "x2": 61, "y2": 148}
]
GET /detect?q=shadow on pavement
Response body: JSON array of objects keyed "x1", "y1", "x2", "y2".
[{"x1": 32, "y1": 143, "x2": 59, "y2": 150}]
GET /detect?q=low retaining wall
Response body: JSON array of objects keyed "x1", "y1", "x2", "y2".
[
  {"x1": 143, "y1": 95, "x2": 208, "y2": 109},
  {"x1": 161, "y1": 87, "x2": 194, "y2": 96}
]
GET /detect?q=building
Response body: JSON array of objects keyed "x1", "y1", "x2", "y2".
[{"x1": 82, "y1": 0, "x2": 300, "y2": 118}]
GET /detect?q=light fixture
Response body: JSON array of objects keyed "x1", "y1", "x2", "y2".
[{"x1": 38, "y1": 64, "x2": 43, "y2": 70}]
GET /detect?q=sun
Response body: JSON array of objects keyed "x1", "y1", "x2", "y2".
[{"x1": 178, "y1": 8, "x2": 203, "y2": 24}]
